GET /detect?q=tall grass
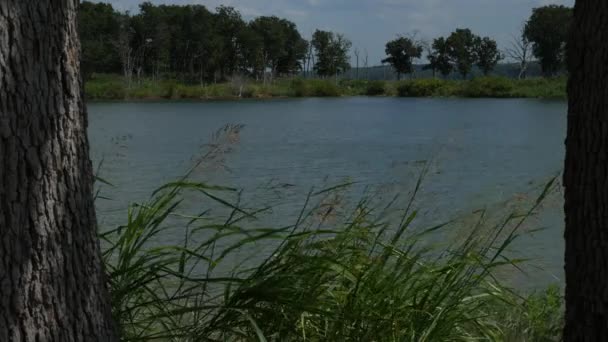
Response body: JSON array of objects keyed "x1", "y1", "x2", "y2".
[
  {"x1": 85, "y1": 74, "x2": 567, "y2": 101},
  {"x1": 98, "y1": 162, "x2": 563, "y2": 340}
]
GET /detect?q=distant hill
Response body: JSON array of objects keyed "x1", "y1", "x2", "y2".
[{"x1": 307, "y1": 62, "x2": 545, "y2": 80}]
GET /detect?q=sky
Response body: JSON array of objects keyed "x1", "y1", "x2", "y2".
[{"x1": 98, "y1": 0, "x2": 574, "y2": 64}]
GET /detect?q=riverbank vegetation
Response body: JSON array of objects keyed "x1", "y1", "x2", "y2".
[
  {"x1": 85, "y1": 74, "x2": 566, "y2": 100},
  {"x1": 93, "y1": 125, "x2": 565, "y2": 341},
  {"x1": 98, "y1": 128, "x2": 564, "y2": 340}
]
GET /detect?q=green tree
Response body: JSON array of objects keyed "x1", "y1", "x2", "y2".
[
  {"x1": 249, "y1": 17, "x2": 307, "y2": 80},
  {"x1": 446, "y1": 28, "x2": 478, "y2": 79},
  {"x1": 238, "y1": 25, "x2": 264, "y2": 79},
  {"x1": 524, "y1": 5, "x2": 572, "y2": 76},
  {"x1": 425, "y1": 37, "x2": 453, "y2": 78},
  {"x1": 214, "y1": 6, "x2": 247, "y2": 79},
  {"x1": 312, "y1": 30, "x2": 352, "y2": 78},
  {"x1": 79, "y1": 1, "x2": 122, "y2": 78},
  {"x1": 474, "y1": 36, "x2": 502, "y2": 76},
  {"x1": 382, "y1": 37, "x2": 423, "y2": 80},
  {"x1": 185, "y1": 5, "x2": 217, "y2": 83},
  {"x1": 131, "y1": 2, "x2": 172, "y2": 79},
  {"x1": 250, "y1": 16, "x2": 287, "y2": 80},
  {"x1": 276, "y1": 23, "x2": 308, "y2": 77},
  {"x1": 77, "y1": 2, "x2": 313, "y2": 83}
]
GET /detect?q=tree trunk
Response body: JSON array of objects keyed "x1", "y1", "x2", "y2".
[
  {"x1": 0, "y1": 1, "x2": 118, "y2": 341},
  {"x1": 518, "y1": 61, "x2": 527, "y2": 80},
  {"x1": 564, "y1": 1, "x2": 608, "y2": 340}
]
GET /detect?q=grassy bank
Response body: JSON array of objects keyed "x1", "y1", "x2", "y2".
[
  {"x1": 98, "y1": 127, "x2": 564, "y2": 341},
  {"x1": 102, "y1": 174, "x2": 563, "y2": 341},
  {"x1": 86, "y1": 74, "x2": 567, "y2": 101}
]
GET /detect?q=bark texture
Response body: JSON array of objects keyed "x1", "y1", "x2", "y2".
[
  {"x1": 564, "y1": 0, "x2": 608, "y2": 340},
  {"x1": 0, "y1": 1, "x2": 117, "y2": 341}
]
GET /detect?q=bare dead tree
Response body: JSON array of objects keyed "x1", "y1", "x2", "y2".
[
  {"x1": 405, "y1": 30, "x2": 426, "y2": 79},
  {"x1": 230, "y1": 74, "x2": 246, "y2": 98},
  {"x1": 420, "y1": 38, "x2": 435, "y2": 78},
  {"x1": 504, "y1": 26, "x2": 532, "y2": 79},
  {"x1": 306, "y1": 34, "x2": 314, "y2": 78},
  {"x1": 354, "y1": 47, "x2": 360, "y2": 80},
  {"x1": 116, "y1": 17, "x2": 134, "y2": 87},
  {"x1": 363, "y1": 49, "x2": 369, "y2": 80},
  {"x1": 382, "y1": 61, "x2": 387, "y2": 80}
]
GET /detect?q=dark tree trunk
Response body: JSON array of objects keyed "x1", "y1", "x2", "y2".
[
  {"x1": 0, "y1": 1, "x2": 118, "y2": 341},
  {"x1": 564, "y1": 1, "x2": 608, "y2": 340}
]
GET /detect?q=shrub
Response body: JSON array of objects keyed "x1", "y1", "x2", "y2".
[
  {"x1": 174, "y1": 84, "x2": 206, "y2": 99},
  {"x1": 310, "y1": 80, "x2": 340, "y2": 97},
  {"x1": 365, "y1": 81, "x2": 386, "y2": 96},
  {"x1": 85, "y1": 74, "x2": 127, "y2": 100},
  {"x1": 397, "y1": 79, "x2": 446, "y2": 97},
  {"x1": 290, "y1": 78, "x2": 308, "y2": 97},
  {"x1": 161, "y1": 81, "x2": 180, "y2": 99},
  {"x1": 204, "y1": 83, "x2": 232, "y2": 98},
  {"x1": 460, "y1": 77, "x2": 515, "y2": 98},
  {"x1": 339, "y1": 79, "x2": 368, "y2": 95},
  {"x1": 291, "y1": 79, "x2": 341, "y2": 97},
  {"x1": 512, "y1": 77, "x2": 567, "y2": 99},
  {"x1": 84, "y1": 74, "x2": 567, "y2": 100}
]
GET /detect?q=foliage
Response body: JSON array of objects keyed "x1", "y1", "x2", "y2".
[
  {"x1": 249, "y1": 16, "x2": 308, "y2": 79},
  {"x1": 397, "y1": 79, "x2": 451, "y2": 97},
  {"x1": 446, "y1": 29, "x2": 479, "y2": 79},
  {"x1": 97, "y1": 144, "x2": 564, "y2": 341},
  {"x1": 79, "y1": 1, "x2": 573, "y2": 84},
  {"x1": 311, "y1": 30, "x2": 352, "y2": 78},
  {"x1": 524, "y1": 5, "x2": 572, "y2": 76},
  {"x1": 276, "y1": 25, "x2": 309, "y2": 76},
  {"x1": 78, "y1": 2, "x2": 123, "y2": 77},
  {"x1": 78, "y1": 1, "x2": 308, "y2": 83},
  {"x1": 496, "y1": 286, "x2": 564, "y2": 341},
  {"x1": 85, "y1": 74, "x2": 567, "y2": 100},
  {"x1": 425, "y1": 31, "x2": 501, "y2": 79},
  {"x1": 382, "y1": 37, "x2": 423, "y2": 80},
  {"x1": 509, "y1": 76, "x2": 567, "y2": 99},
  {"x1": 459, "y1": 77, "x2": 514, "y2": 98},
  {"x1": 475, "y1": 37, "x2": 502, "y2": 76},
  {"x1": 291, "y1": 78, "x2": 341, "y2": 97},
  {"x1": 425, "y1": 37, "x2": 453, "y2": 78},
  {"x1": 365, "y1": 81, "x2": 387, "y2": 96}
]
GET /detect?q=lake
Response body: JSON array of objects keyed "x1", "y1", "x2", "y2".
[{"x1": 89, "y1": 97, "x2": 566, "y2": 289}]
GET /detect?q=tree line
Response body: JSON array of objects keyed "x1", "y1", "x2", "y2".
[
  {"x1": 80, "y1": 1, "x2": 572, "y2": 82},
  {"x1": 79, "y1": 1, "x2": 351, "y2": 83},
  {"x1": 382, "y1": 5, "x2": 571, "y2": 80}
]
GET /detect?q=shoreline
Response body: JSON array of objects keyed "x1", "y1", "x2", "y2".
[
  {"x1": 85, "y1": 75, "x2": 567, "y2": 101},
  {"x1": 85, "y1": 94, "x2": 566, "y2": 103}
]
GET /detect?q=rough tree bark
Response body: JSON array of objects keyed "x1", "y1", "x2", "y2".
[
  {"x1": 0, "y1": 1, "x2": 118, "y2": 341},
  {"x1": 564, "y1": 0, "x2": 608, "y2": 340}
]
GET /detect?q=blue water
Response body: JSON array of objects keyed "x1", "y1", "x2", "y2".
[{"x1": 88, "y1": 97, "x2": 566, "y2": 288}]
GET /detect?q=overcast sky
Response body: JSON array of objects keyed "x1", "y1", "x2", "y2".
[{"x1": 97, "y1": 0, "x2": 574, "y2": 64}]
